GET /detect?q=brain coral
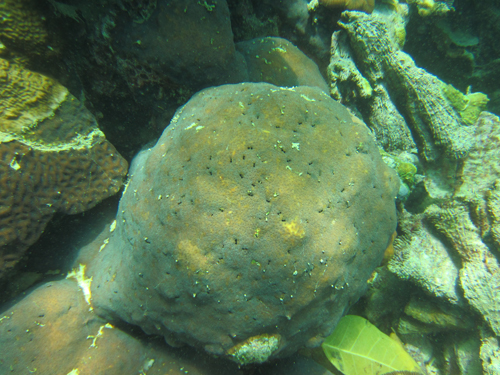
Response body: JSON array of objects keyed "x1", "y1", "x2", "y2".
[
  {"x1": 89, "y1": 82, "x2": 399, "y2": 364},
  {"x1": 0, "y1": 0, "x2": 60, "y2": 66},
  {"x1": 0, "y1": 60, "x2": 128, "y2": 278}
]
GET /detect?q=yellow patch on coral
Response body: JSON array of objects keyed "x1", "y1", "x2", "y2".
[
  {"x1": 177, "y1": 239, "x2": 214, "y2": 272},
  {"x1": 282, "y1": 219, "x2": 306, "y2": 240}
]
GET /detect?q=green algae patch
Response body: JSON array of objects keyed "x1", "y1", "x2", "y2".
[
  {"x1": 442, "y1": 83, "x2": 489, "y2": 125},
  {"x1": 380, "y1": 150, "x2": 417, "y2": 188}
]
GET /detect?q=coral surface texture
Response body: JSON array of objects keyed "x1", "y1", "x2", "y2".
[
  {"x1": 0, "y1": 60, "x2": 128, "y2": 278},
  {"x1": 88, "y1": 82, "x2": 399, "y2": 365}
]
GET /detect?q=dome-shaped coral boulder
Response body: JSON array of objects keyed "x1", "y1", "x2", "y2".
[{"x1": 89, "y1": 82, "x2": 399, "y2": 364}]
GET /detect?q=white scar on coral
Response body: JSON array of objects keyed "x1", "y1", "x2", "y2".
[{"x1": 66, "y1": 264, "x2": 93, "y2": 310}]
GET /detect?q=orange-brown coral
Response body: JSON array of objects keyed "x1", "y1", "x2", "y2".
[
  {"x1": 0, "y1": 59, "x2": 67, "y2": 134},
  {"x1": 236, "y1": 37, "x2": 330, "y2": 93},
  {"x1": 0, "y1": 61, "x2": 127, "y2": 278},
  {"x1": 0, "y1": 279, "x2": 243, "y2": 375},
  {"x1": 88, "y1": 82, "x2": 399, "y2": 365}
]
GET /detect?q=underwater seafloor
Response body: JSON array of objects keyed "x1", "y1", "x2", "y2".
[{"x1": 1, "y1": 0, "x2": 500, "y2": 374}]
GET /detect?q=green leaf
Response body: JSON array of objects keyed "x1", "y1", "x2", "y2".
[{"x1": 321, "y1": 315, "x2": 422, "y2": 375}]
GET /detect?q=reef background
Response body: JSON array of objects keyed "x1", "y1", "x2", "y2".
[{"x1": 1, "y1": 1, "x2": 500, "y2": 374}]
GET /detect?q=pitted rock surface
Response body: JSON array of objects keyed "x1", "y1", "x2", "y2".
[{"x1": 90, "y1": 82, "x2": 399, "y2": 364}]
